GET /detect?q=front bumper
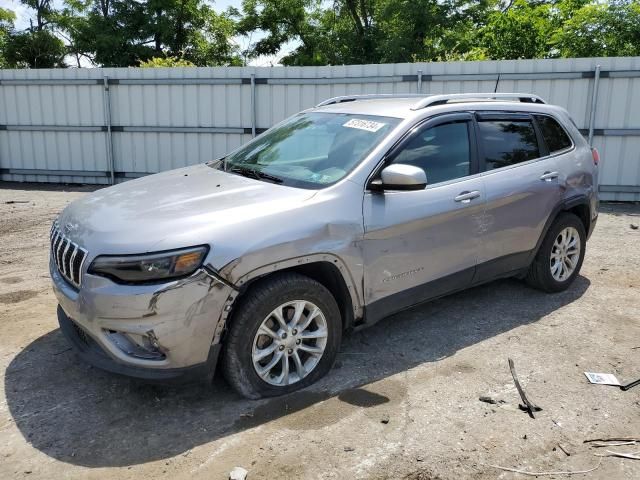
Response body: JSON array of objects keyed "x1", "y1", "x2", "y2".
[
  {"x1": 57, "y1": 306, "x2": 222, "y2": 382},
  {"x1": 51, "y1": 258, "x2": 235, "y2": 382}
]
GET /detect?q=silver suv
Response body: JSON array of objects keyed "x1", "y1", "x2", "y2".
[{"x1": 50, "y1": 93, "x2": 599, "y2": 398}]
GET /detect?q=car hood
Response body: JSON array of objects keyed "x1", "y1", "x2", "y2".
[{"x1": 57, "y1": 164, "x2": 317, "y2": 256}]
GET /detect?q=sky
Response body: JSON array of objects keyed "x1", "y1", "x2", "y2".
[{"x1": 0, "y1": 0, "x2": 298, "y2": 67}]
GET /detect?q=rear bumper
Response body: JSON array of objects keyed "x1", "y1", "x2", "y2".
[{"x1": 58, "y1": 305, "x2": 221, "y2": 383}]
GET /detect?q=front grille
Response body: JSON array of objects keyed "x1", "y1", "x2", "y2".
[{"x1": 50, "y1": 222, "x2": 88, "y2": 288}]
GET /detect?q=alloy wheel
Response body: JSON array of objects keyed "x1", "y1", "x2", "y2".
[
  {"x1": 251, "y1": 300, "x2": 328, "y2": 386},
  {"x1": 550, "y1": 226, "x2": 581, "y2": 282}
]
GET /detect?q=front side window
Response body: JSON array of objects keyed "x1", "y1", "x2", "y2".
[
  {"x1": 392, "y1": 121, "x2": 471, "y2": 185},
  {"x1": 534, "y1": 115, "x2": 572, "y2": 153},
  {"x1": 479, "y1": 118, "x2": 540, "y2": 170},
  {"x1": 217, "y1": 112, "x2": 400, "y2": 189}
]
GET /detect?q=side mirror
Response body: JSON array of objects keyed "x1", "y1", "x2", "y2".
[{"x1": 371, "y1": 164, "x2": 427, "y2": 191}]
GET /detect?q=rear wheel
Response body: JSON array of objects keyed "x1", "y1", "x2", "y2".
[
  {"x1": 222, "y1": 272, "x2": 341, "y2": 399},
  {"x1": 526, "y1": 212, "x2": 586, "y2": 293}
]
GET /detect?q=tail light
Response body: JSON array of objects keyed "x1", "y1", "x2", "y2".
[{"x1": 591, "y1": 147, "x2": 600, "y2": 166}]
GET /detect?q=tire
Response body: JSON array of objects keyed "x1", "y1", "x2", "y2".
[
  {"x1": 526, "y1": 212, "x2": 586, "y2": 293},
  {"x1": 222, "y1": 272, "x2": 342, "y2": 399}
]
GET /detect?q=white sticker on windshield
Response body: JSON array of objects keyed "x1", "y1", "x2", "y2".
[{"x1": 343, "y1": 118, "x2": 386, "y2": 132}]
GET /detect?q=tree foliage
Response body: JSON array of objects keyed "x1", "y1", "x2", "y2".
[
  {"x1": 236, "y1": 0, "x2": 640, "y2": 64},
  {"x1": 4, "y1": 29, "x2": 66, "y2": 68},
  {"x1": 59, "y1": 0, "x2": 241, "y2": 67},
  {"x1": 140, "y1": 56, "x2": 196, "y2": 67},
  {"x1": 552, "y1": 0, "x2": 640, "y2": 57},
  {"x1": 0, "y1": 8, "x2": 15, "y2": 68},
  {"x1": 0, "y1": 0, "x2": 639, "y2": 68}
]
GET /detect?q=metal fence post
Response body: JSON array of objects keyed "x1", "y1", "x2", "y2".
[
  {"x1": 102, "y1": 75, "x2": 115, "y2": 184},
  {"x1": 417, "y1": 70, "x2": 423, "y2": 93},
  {"x1": 250, "y1": 73, "x2": 256, "y2": 137},
  {"x1": 588, "y1": 65, "x2": 601, "y2": 147}
]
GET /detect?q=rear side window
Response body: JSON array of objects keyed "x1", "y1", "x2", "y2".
[
  {"x1": 534, "y1": 115, "x2": 572, "y2": 153},
  {"x1": 478, "y1": 119, "x2": 540, "y2": 170}
]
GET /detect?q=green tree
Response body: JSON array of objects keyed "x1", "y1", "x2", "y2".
[
  {"x1": 140, "y1": 56, "x2": 196, "y2": 67},
  {"x1": 236, "y1": 0, "x2": 459, "y2": 65},
  {"x1": 552, "y1": 0, "x2": 640, "y2": 57},
  {"x1": 61, "y1": 0, "x2": 241, "y2": 67},
  {"x1": 60, "y1": 0, "x2": 150, "y2": 66},
  {"x1": 4, "y1": 29, "x2": 66, "y2": 67},
  {"x1": 21, "y1": 0, "x2": 55, "y2": 31},
  {"x1": 233, "y1": 0, "x2": 328, "y2": 64},
  {"x1": 2, "y1": 0, "x2": 67, "y2": 68},
  {"x1": 0, "y1": 8, "x2": 15, "y2": 68},
  {"x1": 477, "y1": 0, "x2": 553, "y2": 59}
]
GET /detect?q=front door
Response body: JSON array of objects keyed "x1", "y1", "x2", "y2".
[{"x1": 362, "y1": 113, "x2": 486, "y2": 323}]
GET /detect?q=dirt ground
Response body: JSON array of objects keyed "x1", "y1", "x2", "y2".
[{"x1": 0, "y1": 181, "x2": 638, "y2": 480}]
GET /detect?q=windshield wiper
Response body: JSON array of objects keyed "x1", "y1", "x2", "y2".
[{"x1": 228, "y1": 165, "x2": 283, "y2": 184}]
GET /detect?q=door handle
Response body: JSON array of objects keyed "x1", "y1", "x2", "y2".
[
  {"x1": 540, "y1": 171, "x2": 559, "y2": 182},
  {"x1": 454, "y1": 190, "x2": 481, "y2": 203}
]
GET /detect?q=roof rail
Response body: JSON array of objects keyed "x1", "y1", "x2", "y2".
[
  {"x1": 316, "y1": 94, "x2": 427, "y2": 107},
  {"x1": 411, "y1": 93, "x2": 546, "y2": 110}
]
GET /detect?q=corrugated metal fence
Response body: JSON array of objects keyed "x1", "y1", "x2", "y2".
[{"x1": 1, "y1": 57, "x2": 639, "y2": 201}]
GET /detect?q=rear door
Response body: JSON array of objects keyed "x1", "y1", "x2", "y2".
[
  {"x1": 362, "y1": 113, "x2": 486, "y2": 322},
  {"x1": 475, "y1": 112, "x2": 563, "y2": 281}
]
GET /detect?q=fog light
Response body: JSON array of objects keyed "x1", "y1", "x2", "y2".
[{"x1": 105, "y1": 330, "x2": 166, "y2": 360}]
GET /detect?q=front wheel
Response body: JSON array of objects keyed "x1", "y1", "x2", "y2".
[
  {"x1": 222, "y1": 272, "x2": 341, "y2": 399},
  {"x1": 526, "y1": 212, "x2": 586, "y2": 293}
]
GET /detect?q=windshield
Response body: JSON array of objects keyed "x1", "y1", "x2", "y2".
[{"x1": 217, "y1": 112, "x2": 401, "y2": 189}]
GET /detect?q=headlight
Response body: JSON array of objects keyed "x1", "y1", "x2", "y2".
[{"x1": 88, "y1": 246, "x2": 209, "y2": 284}]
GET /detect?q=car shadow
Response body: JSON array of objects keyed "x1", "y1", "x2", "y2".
[{"x1": 4, "y1": 276, "x2": 590, "y2": 467}]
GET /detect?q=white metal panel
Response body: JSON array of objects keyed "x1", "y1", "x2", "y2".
[
  {"x1": 0, "y1": 57, "x2": 639, "y2": 199},
  {"x1": 112, "y1": 132, "x2": 250, "y2": 173}
]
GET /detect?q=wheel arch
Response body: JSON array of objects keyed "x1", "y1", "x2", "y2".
[
  {"x1": 531, "y1": 194, "x2": 591, "y2": 262},
  {"x1": 563, "y1": 198, "x2": 591, "y2": 237},
  {"x1": 222, "y1": 254, "x2": 363, "y2": 335}
]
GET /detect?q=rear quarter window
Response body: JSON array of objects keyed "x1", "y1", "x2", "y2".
[
  {"x1": 478, "y1": 118, "x2": 540, "y2": 170},
  {"x1": 534, "y1": 115, "x2": 573, "y2": 153}
]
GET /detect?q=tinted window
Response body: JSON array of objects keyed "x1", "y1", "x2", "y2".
[
  {"x1": 393, "y1": 121, "x2": 470, "y2": 184},
  {"x1": 535, "y1": 115, "x2": 572, "y2": 152},
  {"x1": 479, "y1": 119, "x2": 540, "y2": 170}
]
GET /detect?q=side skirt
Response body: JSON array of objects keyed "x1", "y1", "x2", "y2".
[{"x1": 362, "y1": 250, "x2": 533, "y2": 328}]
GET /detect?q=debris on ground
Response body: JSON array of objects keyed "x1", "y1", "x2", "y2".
[
  {"x1": 585, "y1": 437, "x2": 640, "y2": 460},
  {"x1": 621, "y1": 378, "x2": 640, "y2": 391},
  {"x1": 584, "y1": 437, "x2": 640, "y2": 446},
  {"x1": 229, "y1": 466, "x2": 248, "y2": 480},
  {"x1": 380, "y1": 414, "x2": 390, "y2": 424},
  {"x1": 584, "y1": 372, "x2": 640, "y2": 391},
  {"x1": 479, "y1": 396, "x2": 497, "y2": 404},
  {"x1": 344, "y1": 446, "x2": 355, "y2": 452},
  {"x1": 594, "y1": 450, "x2": 640, "y2": 460},
  {"x1": 557, "y1": 443, "x2": 571, "y2": 456},
  {"x1": 485, "y1": 458, "x2": 602, "y2": 476},
  {"x1": 584, "y1": 372, "x2": 620, "y2": 386},
  {"x1": 508, "y1": 358, "x2": 542, "y2": 419},
  {"x1": 630, "y1": 224, "x2": 639, "y2": 230},
  {"x1": 4, "y1": 200, "x2": 29, "y2": 204},
  {"x1": 479, "y1": 396, "x2": 506, "y2": 405}
]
